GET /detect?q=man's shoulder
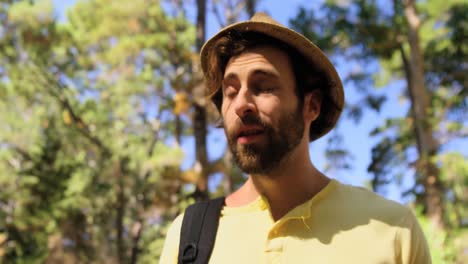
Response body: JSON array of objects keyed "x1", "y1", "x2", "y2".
[
  {"x1": 326, "y1": 180, "x2": 414, "y2": 225},
  {"x1": 159, "y1": 213, "x2": 184, "y2": 263}
]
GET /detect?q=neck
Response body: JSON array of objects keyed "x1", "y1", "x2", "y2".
[
  {"x1": 226, "y1": 140, "x2": 330, "y2": 221},
  {"x1": 252, "y1": 142, "x2": 329, "y2": 220}
]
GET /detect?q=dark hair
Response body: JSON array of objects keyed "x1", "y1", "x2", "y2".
[{"x1": 205, "y1": 30, "x2": 334, "y2": 141}]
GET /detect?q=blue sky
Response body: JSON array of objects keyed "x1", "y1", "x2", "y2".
[{"x1": 52, "y1": 0, "x2": 466, "y2": 203}]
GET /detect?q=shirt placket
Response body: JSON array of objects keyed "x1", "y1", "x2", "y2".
[{"x1": 264, "y1": 228, "x2": 284, "y2": 264}]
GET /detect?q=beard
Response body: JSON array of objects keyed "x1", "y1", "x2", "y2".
[{"x1": 225, "y1": 105, "x2": 304, "y2": 175}]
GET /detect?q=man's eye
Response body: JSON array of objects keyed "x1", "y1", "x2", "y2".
[
  {"x1": 255, "y1": 85, "x2": 275, "y2": 93},
  {"x1": 223, "y1": 86, "x2": 237, "y2": 97}
]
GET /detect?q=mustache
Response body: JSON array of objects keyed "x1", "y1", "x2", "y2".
[
  {"x1": 218, "y1": 114, "x2": 269, "y2": 130},
  {"x1": 239, "y1": 114, "x2": 267, "y2": 127},
  {"x1": 227, "y1": 114, "x2": 271, "y2": 139}
]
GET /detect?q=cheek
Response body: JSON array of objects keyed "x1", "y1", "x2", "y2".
[
  {"x1": 221, "y1": 101, "x2": 229, "y2": 116},
  {"x1": 221, "y1": 103, "x2": 236, "y2": 132},
  {"x1": 221, "y1": 103, "x2": 232, "y2": 124},
  {"x1": 221, "y1": 95, "x2": 233, "y2": 115},
  {"x1": 257, "y1": 97, "x2": 282, "y2": 122}
]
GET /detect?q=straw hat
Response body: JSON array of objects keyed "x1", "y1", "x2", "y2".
[{"x1": 200, "y1": 12, "x2": 344, "y2": 141}]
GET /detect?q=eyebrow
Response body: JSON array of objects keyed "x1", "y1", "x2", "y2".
[
  {"x1": 251, "y1": 69, "x2": 280, "y2": 80},
  {"x1": 223, "y1": 69, "x2": 279, "y2": 82},
  {"x1": 223, "y1": 72, "x2": 238, "y2": 83}
]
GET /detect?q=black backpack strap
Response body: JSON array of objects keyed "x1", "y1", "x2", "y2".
[{"x1": 178, "y1": 197, "x2": 225, "y2": 264}]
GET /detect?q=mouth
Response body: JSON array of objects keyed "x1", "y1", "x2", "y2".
[{"x1": 237, "y1": 128, "x2": 265, "y2": 144}]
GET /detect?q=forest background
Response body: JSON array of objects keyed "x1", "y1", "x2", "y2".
[{"x1": 0, "y1": 0, "x2": 466, "y2": 263}]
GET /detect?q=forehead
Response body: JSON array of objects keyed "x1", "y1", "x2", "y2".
[{"x1": 224, "y1": 46, "x2": 294, "y2": 79}]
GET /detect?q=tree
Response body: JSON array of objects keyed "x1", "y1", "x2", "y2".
[
  {"x1": 191, "y1": 0, "x2": 209, "y2": 201},
  {"x1": 190, "y1": 0, "x2": 260, "y2": 200},
  {"x1": 402, "y1": 0, "x2": 444, "y2": 229},
  {"x1": 291, "y1": 0, "x2": 467, "y2": 260},
  {"x1": 0, "y1": 0, "x2": 194, "y2": 262}
]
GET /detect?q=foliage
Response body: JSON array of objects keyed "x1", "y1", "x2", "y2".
[
  {"x1": 0, "y1": 0, "x2": 195, "y2": 262},
  {"x1": 291, "y1": 0, "x2": 467, "y2": 261},
  {"x1": 0, "y1": 0, "x2": 465, "y2": 262},
  {"x1": 417, "y1": 212, "x2": 457, "y2": 263}
]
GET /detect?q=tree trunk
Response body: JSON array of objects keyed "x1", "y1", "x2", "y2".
[
  {"x1": 192, "y1": 0, "x2": 209, "y2": 201},
  {"x1": 403, "y1": 0, "x2": 444, "y2": 229},
  {"x1": 129, "y1": 220, "x2": 143, "y2": 264},
  {"x1": 246, "y1": 0, "x2": 256, "y2": 17},
  {"x1": 175, "y1": 114, "x2": 182, "y2": 146},
  {"x1": 115, "y1": 158, "x2": 128, "y2": 263}
]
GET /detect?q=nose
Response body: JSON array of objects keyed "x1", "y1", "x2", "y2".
[{"x1": 233, "y1": 87, "x2": 257, "y2": 118}]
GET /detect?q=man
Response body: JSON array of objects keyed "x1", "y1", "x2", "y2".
[{"x1": 160, "y1": 13, "x2": 431, "y2": 263}]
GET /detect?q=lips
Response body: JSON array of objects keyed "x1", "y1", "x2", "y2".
[
  {"x1": 238, "y1": 129, "x2": 263, "y2": 137},
  {"x1": 237, "y1": 127, "x2": 265, "y2": 144}
]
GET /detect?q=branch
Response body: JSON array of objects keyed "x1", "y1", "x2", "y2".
[
  {"x1": 436, "y1": 128, "x2": 468, "y2": 146},
  {"x1": 28, "y1": 63, "x2": 111, "y2": 157},
  {"x1": 11, "y1": 144, "x2": 33, "y2": 161},
  {"x1": 60, "y1": 95, "x2": 109, "y2": 153}
]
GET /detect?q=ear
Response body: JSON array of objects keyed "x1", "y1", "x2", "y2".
[{"x1": 303, "y1": 90, "x2": 321, "y2": 124}]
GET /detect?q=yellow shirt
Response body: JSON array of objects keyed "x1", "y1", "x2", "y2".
[{"x1": 160, "y1": 180, "x2": 431, "y2": 263}]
